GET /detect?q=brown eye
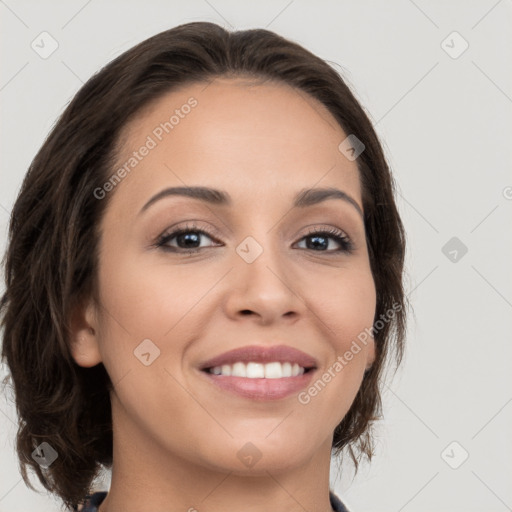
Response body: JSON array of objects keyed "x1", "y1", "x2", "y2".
[
  {"x1": 155, "y1": 225, "x2": 220, "y2": 253},
  {"x1": 296, "y1": 228, "x2": 354, "y2": 253}
]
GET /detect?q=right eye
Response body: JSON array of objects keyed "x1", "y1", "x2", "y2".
[{"x1": 154, "y1": 223, "x2": 222, "y2": 253}]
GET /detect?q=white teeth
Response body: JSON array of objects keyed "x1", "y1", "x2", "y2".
[
  {"x1": 209, "y1": 361, "x2": 307, "y2": 378},
  {"x1": 246, "y1": 362, "x2": 265, "y2": 378},
  {"x1": 282, "y1": 362, "x2": 292, "y2": 377},
  {"x1": 231, "y1": 362, "x2": 246, "y2": 377},
  {"x1": 221, "y1": 364, "x2": 232, "y2": 376},
  {"x1": 265, "y1": 362, "x2": 283, "y2": 378},
  {"x1": 292, "y1": 363, "x2": 304, "y2": 377}
]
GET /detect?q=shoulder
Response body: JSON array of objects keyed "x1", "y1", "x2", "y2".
[
  {"x1": 75, "y1": 491, "x2": 108, "y2": 512},
  {"x1": 329, "y1": 489, "x2": 352, "y2": 512},
  {"x1": 76, "y1": 490, "x2": 348, "y2": 512}
]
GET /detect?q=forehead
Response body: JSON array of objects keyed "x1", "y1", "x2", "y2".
[{"x1": 109, "y1": 77, "x2": 362, "y2": 213}]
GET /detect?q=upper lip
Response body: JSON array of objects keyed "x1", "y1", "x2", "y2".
[{"x1": 199, "y1": 345, "x2": 318, "y2": 370}]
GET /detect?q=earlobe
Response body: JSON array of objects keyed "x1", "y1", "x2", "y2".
[
  {"x1": 365, "y1": 338, "x2": 376, "y2": 371},
  {"x1": 69, "y1": 297, "x2": 103, "y2": 368}
]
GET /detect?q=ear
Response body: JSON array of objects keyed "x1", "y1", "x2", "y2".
[
  {"x1": 365, "y1": 336, "x2": 376, "y2": 371},
  {"x1": 69, "y1": 295, "x2": 103, "y2": 368}
]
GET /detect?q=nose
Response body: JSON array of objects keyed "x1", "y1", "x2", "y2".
[{"x1": 222, "y1": 236, "x2": 305, "y2": 325}]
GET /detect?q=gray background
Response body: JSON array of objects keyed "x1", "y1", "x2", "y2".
[{"x1": 1, "y1": 1, "x2": 511, "y2": 511}]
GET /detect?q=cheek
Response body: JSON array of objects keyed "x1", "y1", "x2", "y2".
[
  {"x1": 295, "y1": 267, "x2": 376, "y2": 434},
  {"x1": 98, "y1": 229, "x2": 201, "y2": 325},
  {"x1": 313, "y1": 265, "x2": 375, "y2": 395},
  {"x1": 95, "y1": 247, "x2": 215, "y2": 368},
  {"x1": 93, "y1": 253, "x2": 209, "y2": 427},
  {"x1": 317, "y1": 264, "x2": 376, "y2": 346}
]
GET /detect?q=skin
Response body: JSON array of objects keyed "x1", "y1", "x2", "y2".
[{"x1": 70, "y1": 77, "x2": 376, "y2": 512}]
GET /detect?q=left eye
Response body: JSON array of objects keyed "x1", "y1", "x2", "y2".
[
  {"x1": 155, "y1": 225, "x2": 354, "y2": 254},
  {"x1": 296, "y1": 228, "x2": 353, "y2": 253}
]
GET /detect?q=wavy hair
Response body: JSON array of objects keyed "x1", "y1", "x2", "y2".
[{"x1": 0, "y1": 21, "x2": 407, "y2": 511}]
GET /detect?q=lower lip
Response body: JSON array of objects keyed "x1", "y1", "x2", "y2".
[{"x1": 199, "y1": 369, "x2": 316, "y2": 401}]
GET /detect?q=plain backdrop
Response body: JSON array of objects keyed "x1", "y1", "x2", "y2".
[{"x1": 1, "y1": 1, "x2": 511, "y2": 511}]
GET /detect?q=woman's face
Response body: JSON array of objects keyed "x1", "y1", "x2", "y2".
[{"x1": 74, "y1": 77, "x2": 376, "y2": 475}]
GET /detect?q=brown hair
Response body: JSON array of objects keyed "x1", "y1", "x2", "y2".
[{"x1": 0, "y1": 21, "x2": 407, "y2": 511}]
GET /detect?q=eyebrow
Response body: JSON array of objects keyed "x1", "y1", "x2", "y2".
[{"x1": 138, "y1": 186, "x2": 364, "y2": 219}]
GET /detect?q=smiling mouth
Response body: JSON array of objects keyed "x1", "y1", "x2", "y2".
[
  {"x1": 200, "y1": 362, "x2": 317, "y2": 401},
  {"x1": 202, "y1": 361, "x2": 316, "y2": 379}
]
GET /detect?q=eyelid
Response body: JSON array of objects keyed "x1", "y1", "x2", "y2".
[{"x1": 156, "y1": 220, "x2": 222, "y2": 239}]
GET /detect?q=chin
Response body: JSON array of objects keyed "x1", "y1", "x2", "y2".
[{"x1": 199, "y1": 439, "x2": 314, "y2": 475}]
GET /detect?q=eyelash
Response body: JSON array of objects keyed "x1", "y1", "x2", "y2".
[{"x1": 153, "y1": 222, "x2": 354, "y2": 255}]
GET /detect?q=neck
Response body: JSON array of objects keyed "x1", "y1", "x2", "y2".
[{"x1": 98, "y1": 398, "x2": 336, "y2": 512}]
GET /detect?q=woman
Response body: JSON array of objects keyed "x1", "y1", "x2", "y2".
[{"x1": 0, "y1": 22, "x2": 407, "y2": 512}]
